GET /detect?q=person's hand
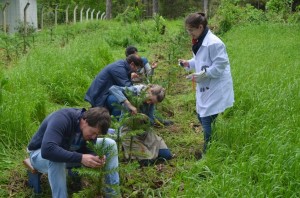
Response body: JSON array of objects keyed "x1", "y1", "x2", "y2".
[
  {"x1": 81, "y1": 154, "x2": 106, "y2": 168},
  {"x1": 178, "y1": 59, "x2": 189, "y2": 67},
  {"x1": 186, "y1": 71, "x2": 207, "y2": 83},
  {"x1": 129, "y1": 106, "x2": 138, "y2": 115},
  {"x1": 151, "y1": 61, "x2": 158, "y2": 69},
  {"x1": 124, "y1": 100, "x2": 138, "y2": 115},
  {"x1": 131, "y1": 72, "x2": 139, "y2": 79}
]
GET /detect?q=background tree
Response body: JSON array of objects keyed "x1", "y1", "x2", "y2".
[
  {"x1": 34, "y1": 0, "x2": 300, "y2": 25},
  {"x1": 106, "y1": 0, "x2": 112, "y2": 19},
  {"x1": 159, "y1": 0, "x2": 202, "y2": 19},
  {"x1": 204, "y1": 0, "x2": 209, "y2": 16},
  {"x1": 153, "y1": 0, "x2": 158, "y2": 15}
]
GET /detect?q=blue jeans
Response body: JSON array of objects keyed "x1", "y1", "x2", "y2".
[
  {"x1": 198, "y1": 114, "x2": 218, "y2": 152},
  {"x1": 158, "y1": 149, "x2": 172, "y2": 160},
  {"x1": 105, "y1": 94, "x2": 121, "y2": 118},
  {"x1": 139, "y1": 149, "x2": 173, "y2": 166},
  {"x1": 29, "y1": 138, "x2": 119, "y2": 198}
]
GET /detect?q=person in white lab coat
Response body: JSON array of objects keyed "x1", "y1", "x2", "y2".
[{"x1": 178, "y1": 12, "x2": 234, "y2": 154}]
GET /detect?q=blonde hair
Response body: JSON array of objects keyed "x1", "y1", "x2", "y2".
[{"x1": 147, "y1": 84, "x2": 165, "y2": 102}]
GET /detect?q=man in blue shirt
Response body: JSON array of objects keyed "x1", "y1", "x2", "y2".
[
  {"x1": 125, "y1": 46, "x2": 158, "y2": 83},
  {"x1": 84, "y1": 54, "x2": 143, "y2": 118},
  {"x1": 27, "y1": 107, "x2": 119, "y2": 197}
]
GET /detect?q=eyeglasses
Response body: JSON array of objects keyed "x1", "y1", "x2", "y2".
[
  {"x1": 132, "y1": 62, "x2": 143, "y2": 68},
  {"x1": 186, "y1": 28, "x2": 198, "y2": 34}
]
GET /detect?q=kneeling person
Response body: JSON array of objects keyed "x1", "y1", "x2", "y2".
[{"x1": 27, "y1": 107, "x2": 119, "y2": 197}]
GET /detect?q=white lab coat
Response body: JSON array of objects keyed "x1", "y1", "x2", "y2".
[{"x1": 186, "y1": 30, "x2": 234, "y2": 117}]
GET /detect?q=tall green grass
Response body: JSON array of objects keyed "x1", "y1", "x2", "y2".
[
  {"x1": 164, "y1": 23, "x2": 300, "y2": 197},
  {"x1": 0, "y1": 19, "x2": 184, "y2": 197},
  {"x1": 0, "y1": 19, "x2": 180, "y2": 149}
]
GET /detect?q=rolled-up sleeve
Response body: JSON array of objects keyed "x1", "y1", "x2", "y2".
[{"x1": 109, "y1": 85, "x2": 128, "y2": 103}]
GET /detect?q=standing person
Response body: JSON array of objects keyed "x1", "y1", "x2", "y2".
[
  {"x1": 109, "y1": 84, "x2": 173, "y2": 166},
  {"x1": 125, "y1": 46, "x2": 158, "y2": 83},
  {"x1": 27, "y1": 107, "x2": 119, "y2": 197},
  {"x1": 85, "y1": 54, "x2": 144, "y2": 118},
  {"x1": 178, "y1": 12, "x2": 234, "y2": 154}
]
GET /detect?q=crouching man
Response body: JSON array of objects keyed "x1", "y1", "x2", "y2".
[{"x1": 27, "y1": 107, "x2": 119, "y2": 197}]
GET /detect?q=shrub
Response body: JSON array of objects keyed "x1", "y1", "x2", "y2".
[
  {"x1": 115, "y1": 6, "x2": 143, "y2": 24},
  {"x1": 211, "y1": 1, "x2": 267, "y2": 34}
]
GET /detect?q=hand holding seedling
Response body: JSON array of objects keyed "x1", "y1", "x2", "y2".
[
  {"x1": 124, "y1": 100, "x2": 138, "y2": 115},
  {"x1": 81, "y1": 154, "x2": 106, "y2": 168},
  {"x1": 131, "y1": 72, "x2": 139, "y2": 79},
  {"x1": 151, "y1": 61, "x2": 158, "y2": 69}
]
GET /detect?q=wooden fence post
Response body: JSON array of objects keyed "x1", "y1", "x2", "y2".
[
  {"x1": 80, "y1": 7, "x2": 84, "y2": 22},
  {"x1": 65, "y1": 5, "x2": 69, "y2": 24},
  {"x1": 2, "y1": 2, "x2": 9, "y2": 34},
  {"x1": 96, "y1": 10, "x2": 100, "y2": 20},
  {"x1": 54, "y1": 4, "x2": 59, "y2": 26},
  {"x1": 73, "y1": 5, "x2": 78, "y2": 24},
  {"x1": 101, "y1": 12, "x2": 106, "y2": 20},
  {"x1": 86, "y1": 8, "x2": 90, "y2": 21},
  {"x1": 24, "y1": 2, "x2": 30, "y2": 35},
  {"x1": 91, "y1": 9, "x2": 95, "y2": 20},
  {"x1": 40, "y1": 5, "x2": 44, "y2": 30},
  {"x1": 96, "y1": 11, "x2": 101, "y2": 20}
]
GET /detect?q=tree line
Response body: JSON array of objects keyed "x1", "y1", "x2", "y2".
[
  {"x1": 36, "y1": 0, "x2": 300, "y2": 18},
  {"x1": 31, "y1": 0, "x2": 300, "y2": 28}
]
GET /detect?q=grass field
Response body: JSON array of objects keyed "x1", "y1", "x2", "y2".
[{"x1": 0, "y1": 20, "x2": 299, "y2": 197}]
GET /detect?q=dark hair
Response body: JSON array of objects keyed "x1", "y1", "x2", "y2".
[
  {"x1": 126, "y1": 54, "x2": 143, "y2": 68},
  {"x1": 185, "y1": 12, "x2": 207, "y2": 29},
  {"x1": 82, "y1": 107, "x2": 111, "y2": 135},
  {"x1": 125, "y1": 46, "x2": 138, "y2": 57}
]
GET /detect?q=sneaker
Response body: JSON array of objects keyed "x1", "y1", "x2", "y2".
[
  {"x1": 194, "y1": 150, "x2": 203, "y2": 160},
  {"x1": 162, "y1": 120, "x2": 174, "y2": 126}
]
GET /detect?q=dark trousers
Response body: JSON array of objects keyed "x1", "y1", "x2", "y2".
[{"x1": 198, "y1": 114, "x2": 218, "y2": 152}]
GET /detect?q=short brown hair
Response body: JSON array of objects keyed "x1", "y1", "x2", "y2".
[{"x1": 82, "y1": 107, "x2": 111, "y2": 135}]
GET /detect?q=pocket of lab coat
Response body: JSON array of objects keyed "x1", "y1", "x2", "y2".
[{"x1": 197, "y1": 78, "x2": 211, "y2": 103}]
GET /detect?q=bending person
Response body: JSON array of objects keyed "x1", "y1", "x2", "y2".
[
  {"x1": 109, "y1": 84, "x2": 173, "y2": 166},
  {"x1": 27, "y1": 107, "x2": 119, "y2": 197},
  {"x1": 85, "y1": 54, "x2": 144, "y2": 118}
]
